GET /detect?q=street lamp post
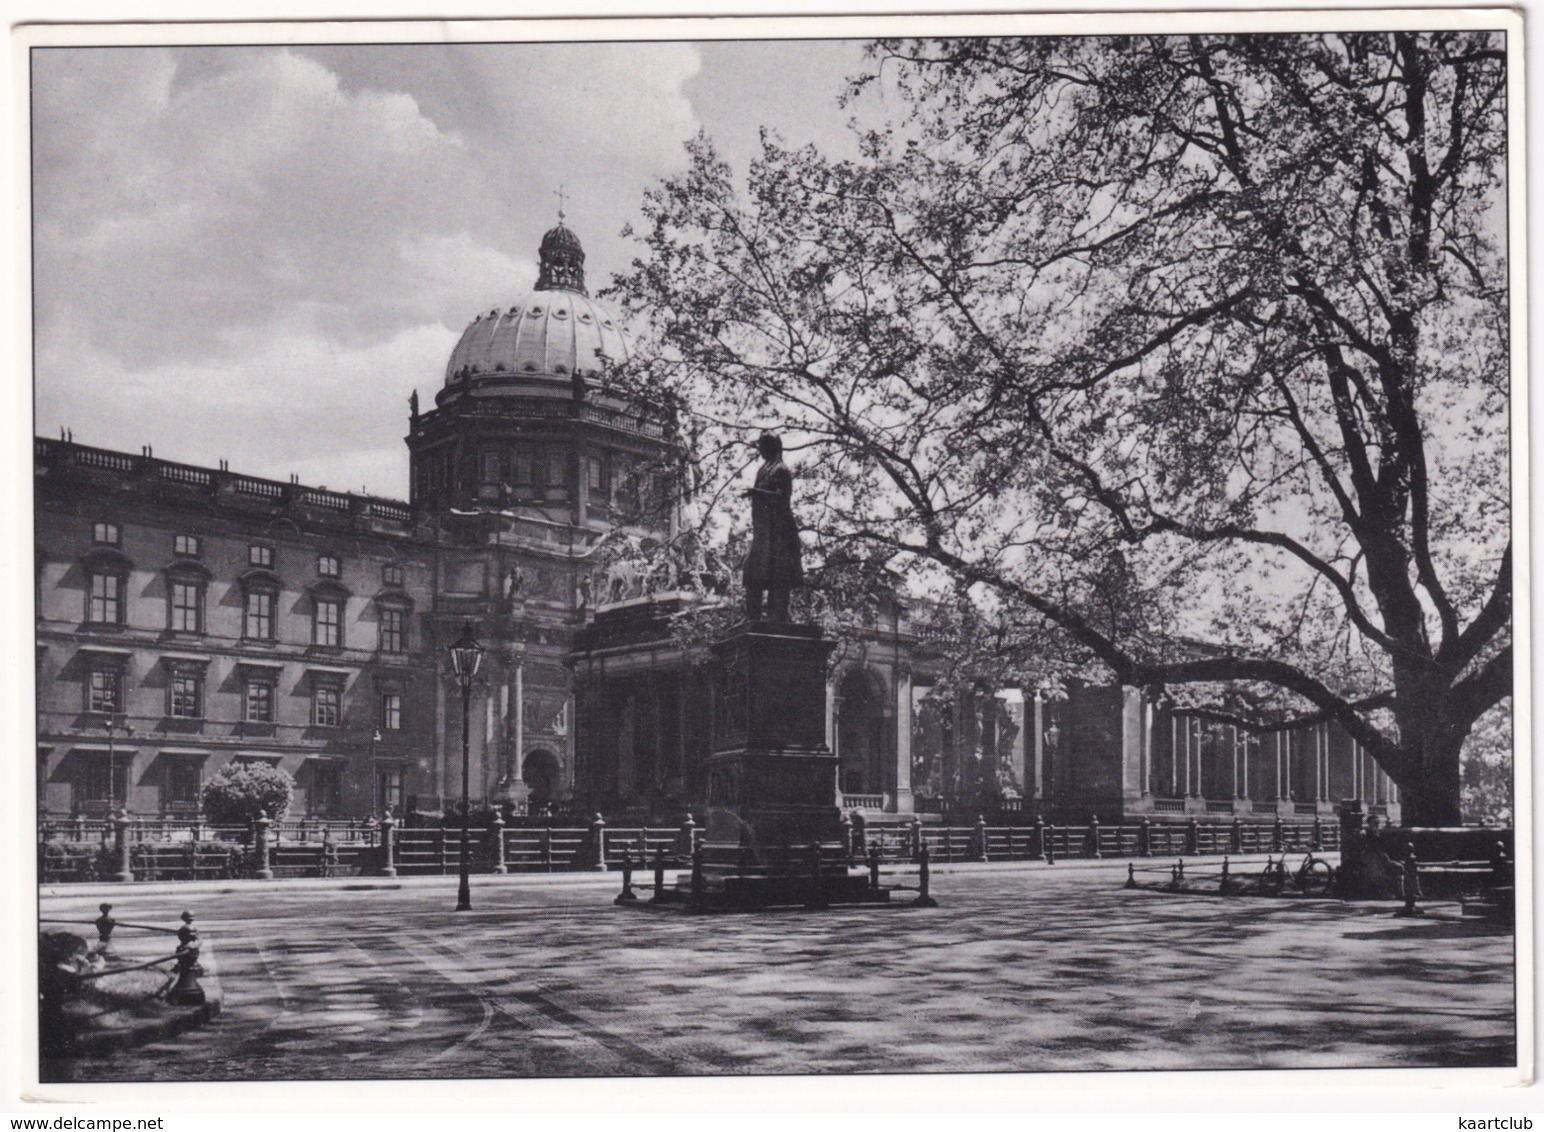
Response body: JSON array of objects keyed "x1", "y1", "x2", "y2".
[
  {"x1": 448, "y1": 622, "x2": 485, "y2": 912},
  {"x1": 103, "y1": 715, "x2": 134, "y2": 817},
  {"x1": 369, "y1": 727, "x2": 383, "y2": 815}
]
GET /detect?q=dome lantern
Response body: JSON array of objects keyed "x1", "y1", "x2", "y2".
[{"x1": 536, "y1": 223, "x2": 586, "y2": 295}]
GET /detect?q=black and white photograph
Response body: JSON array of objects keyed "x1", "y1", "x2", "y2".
[{"x1": 16, "y1": 7, "x2": 1528, "y2": 1106}]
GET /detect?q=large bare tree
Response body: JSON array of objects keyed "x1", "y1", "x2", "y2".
[{"x1": 613, "y1": 32, "x2": 1511, "y2": 825}]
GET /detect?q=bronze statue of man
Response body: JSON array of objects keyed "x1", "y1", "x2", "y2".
[{"x1": 743, "y1": 432, "x2": 803, "y2": 621}]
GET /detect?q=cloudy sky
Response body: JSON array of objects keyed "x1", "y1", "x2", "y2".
[{"x1": 30, "y1": 36, "x2": 872, "y2": 497}]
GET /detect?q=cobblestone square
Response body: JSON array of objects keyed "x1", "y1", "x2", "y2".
[{"x1": 37, "y1": 859, "x2": 1517, "y2": 1083}]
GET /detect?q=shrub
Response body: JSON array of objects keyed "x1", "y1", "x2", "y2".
[{"x1": 201, "y1": 762, "x2": 294, "y2": 826}]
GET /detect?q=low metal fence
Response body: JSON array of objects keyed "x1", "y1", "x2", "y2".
[{"x1": 39, "y1": 810, "x2": 1342, "y2": 883}]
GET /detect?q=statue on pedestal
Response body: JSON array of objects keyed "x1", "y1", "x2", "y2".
[{"x1": 742, "y1": 432, "x2": 804, "y2": 622}]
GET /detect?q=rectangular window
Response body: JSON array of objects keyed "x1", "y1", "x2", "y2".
[
  {"x1": 313, "y1": 597, "x2": 342, "y2": 647},
  {"x1": 318, "y1": 555, "x2": 341, "y2": 578},
  {"x1": 479, "y1": 450, "x2": 502, "y2": 484},
  {"x1": 244, "y1": 589, "x2": 274, "y2": 640},
  {"x1": 93, "y1": 522, "x2": 120, "y2": 546},
  {"x1": 88, "y1": 571, "x2": 123, "y2": 624},
  {"x1": 168, "y1": 670, "x2": 202, "y2": 718},
  {"x1": 313, "y1": 684, "x2": 341, "y2": 727},
  {"x1": 382, "y1": 692, "x2": 403, "y2": 731},
  {"x1": 244, "y1": 680, "x2": 275, "y2": 723},
  {"x1": 166, "y1": 760, "x2": 202, "y2": 806},
  {"x1": 311, "y1": 764, "x2": 343, "y2": 816},
  {"x1": 545, "y1": 448, "x2": 566, "y2": 489},
  {"x1": 87, "y1": 669, "x2": 122, "y2": 714},
  {"x1": 513, "y1": 448, "x2": 535, "y2": 486},
  {"x1": 378, "y1": 768, "x2": 403, "y2": 815},
  {"x1": 382, "y1": 563, "x2": 404, "y2": 587},
  {"x1": 584, "y1": 454, "x2": 605, "y2": 493},
  {"x1": 81, "y1": 760, "x2": 128, "y2": 808},
  {"x1": 174, "y1": 534, "x2": 201, "y2": 557},
  {"x1": 169, "y1": 579, "x2": 203, "y2": 633},
  {"x1": 249, "y1": 544, "x2": 273, "y2": 567},
  {"x1": 379, "y1": 607, "x2": 406, "y2": 653}
]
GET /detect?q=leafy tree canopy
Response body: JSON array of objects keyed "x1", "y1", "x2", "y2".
[
  {"x1": 611, "y1": 32, "x2": 1511, "y2": 826},
  {"x1": 201, "y1": 761, "x2": 294, "y2": 825}
]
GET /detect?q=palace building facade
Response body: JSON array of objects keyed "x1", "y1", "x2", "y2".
[{"x1": 35, "y1": 221, "x2": 1400, "y2": 825}]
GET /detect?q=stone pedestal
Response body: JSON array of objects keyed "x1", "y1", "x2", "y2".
[{"x1": 697, "y1": 622, "x2": 881, "y2": 908}]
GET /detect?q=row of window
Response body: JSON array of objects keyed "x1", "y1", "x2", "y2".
[
  {"x1": 91, "y1": 524, "x2": 407, "y2": 586},
  {"x1": 86, "y1": 666, "x2": 406, "y2": 730},
  {"x1": 84, "y1": 571, "x2": 409, "y2": 652},
  {"x1": 61, "y1": 758, "x2": 405, "y2": 816}
]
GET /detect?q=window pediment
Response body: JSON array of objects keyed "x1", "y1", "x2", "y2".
[
  {"x1": 240, "y1": 568, "x2": 282, "y2": 590},
  {"x1": 82, "y1": 547, "x2": 132, "y2": 572}
]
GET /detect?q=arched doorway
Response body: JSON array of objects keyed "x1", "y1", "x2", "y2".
[
  {"x1": 523, "y1": 749, "x2": 561, "y2": 810},
  {"x1": 837, "y1": 667, "x2": 887, "y2": 799}
]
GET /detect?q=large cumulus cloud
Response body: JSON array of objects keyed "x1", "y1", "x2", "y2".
[{"x1": 31, "y1": 42, "x2": 703, "y2": 493}]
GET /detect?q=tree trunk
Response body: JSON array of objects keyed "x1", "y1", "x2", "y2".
[{"x1": 1389, "y1": 733, "x2": 1465, "y2": 827}]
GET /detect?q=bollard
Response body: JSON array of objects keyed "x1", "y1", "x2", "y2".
[
  {"x1": 489, "y1": 811, "x2": 508, "y2": 875},
  {"x1": 1311, "y1": 815, "x2": 1323, "y2": 851},
  {"x1": 1088, "y1": 814, "x2": 1102, "y2": 859},
  {"x1": 177, "y1": 911, "x2": 205, "y2": 975},
  {"x1": 94, "y1": 903, "x2": 118, "y2": 960},
  {"x1": 679, "y1": 812, "x2": 697, "y2": 860},
  {"x1": 651, "y1": 845, "x2": 667, "y2": 903},
  {"x1": 1045, "y1": 827, "x2": 1056, "y2": 866},
  {"x1": 590, "y1": 813, "x2": 608, "y2": 872},
  {"x1": 805, "y1": 842, "x2": 828, "y2": 909},
  {"x1": 1138, "y1": 817, "x2": 1151, "y2": 858},
  {"x1": 253, "y1": 810, "x2": 274, "y2": 881},
  {"x1": 1033, "y1": 815, "x2": 1046, "y2": 862},
  {"x1": 690, "y1": 843, "x2": 705, "y2": 910},
  {"x1": 1230, "y1": 818, "x2": 1243, "y2": 854},
  {"x1": 1220, "y1": 856, "x2": 1232, "y2": 896},
  {"x1": 1185, "y1": 817, "x2": 1199, "y2": 856},
  {"x1": 1272, "y1": 815, "x2": 1283, "y2": 853},
  {"x1": 910, "y1": 819, "x2": 923, "y2": 864},
  {"x1": 112, "y1": 811, "x2": 134, "y2": 883},
  {"x1": 912, "y1": 842, "x2": 939, "y2": 908},
  {"x1": 1125, "y1": 862, "x2": 1137, "y2": 890},
  {"x1": 973, "y1": 815, "x2": 988, "y2": 862},
  {"x1": 166, "y1": 912, "x2": 206, "y2": 1006},
  {"x1": 614, "y1": 849, "x2": 638, "y2": 904},
  {"x1": 1394, "y1": 843, "x2": 1424, "y2": 917},
  {"x1": 378, "y1": 812, "x2": 397, "y2": 879},
  {"x1": 867, "y1": 842, "x2": 882, "y2": 890}
]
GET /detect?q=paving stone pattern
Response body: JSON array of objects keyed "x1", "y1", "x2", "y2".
[{"x1": 39, "y1": 862, "x2": 1515, "y2": 1081}]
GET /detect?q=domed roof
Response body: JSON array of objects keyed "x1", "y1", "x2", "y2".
[
  {"x1": 442, "y1": 221, "x2": 631, "y2": 388},
  {"x1": 443, "y1": 290, "x2": 631, "y2": 385}
]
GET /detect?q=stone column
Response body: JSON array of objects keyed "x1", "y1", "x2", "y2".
[
  {"x1": 1032, "y1": 692, "x2": 1045, "y2": 801},
  {"x1": 514, "y1": 659, "x2": 525, "y2": 785},
  {"x1": 893, "y1": 668, "x2": 914, "y2": 814},
  {"x1": 1120, "y1": 686, "x2": 1145, "y2": 811}
]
